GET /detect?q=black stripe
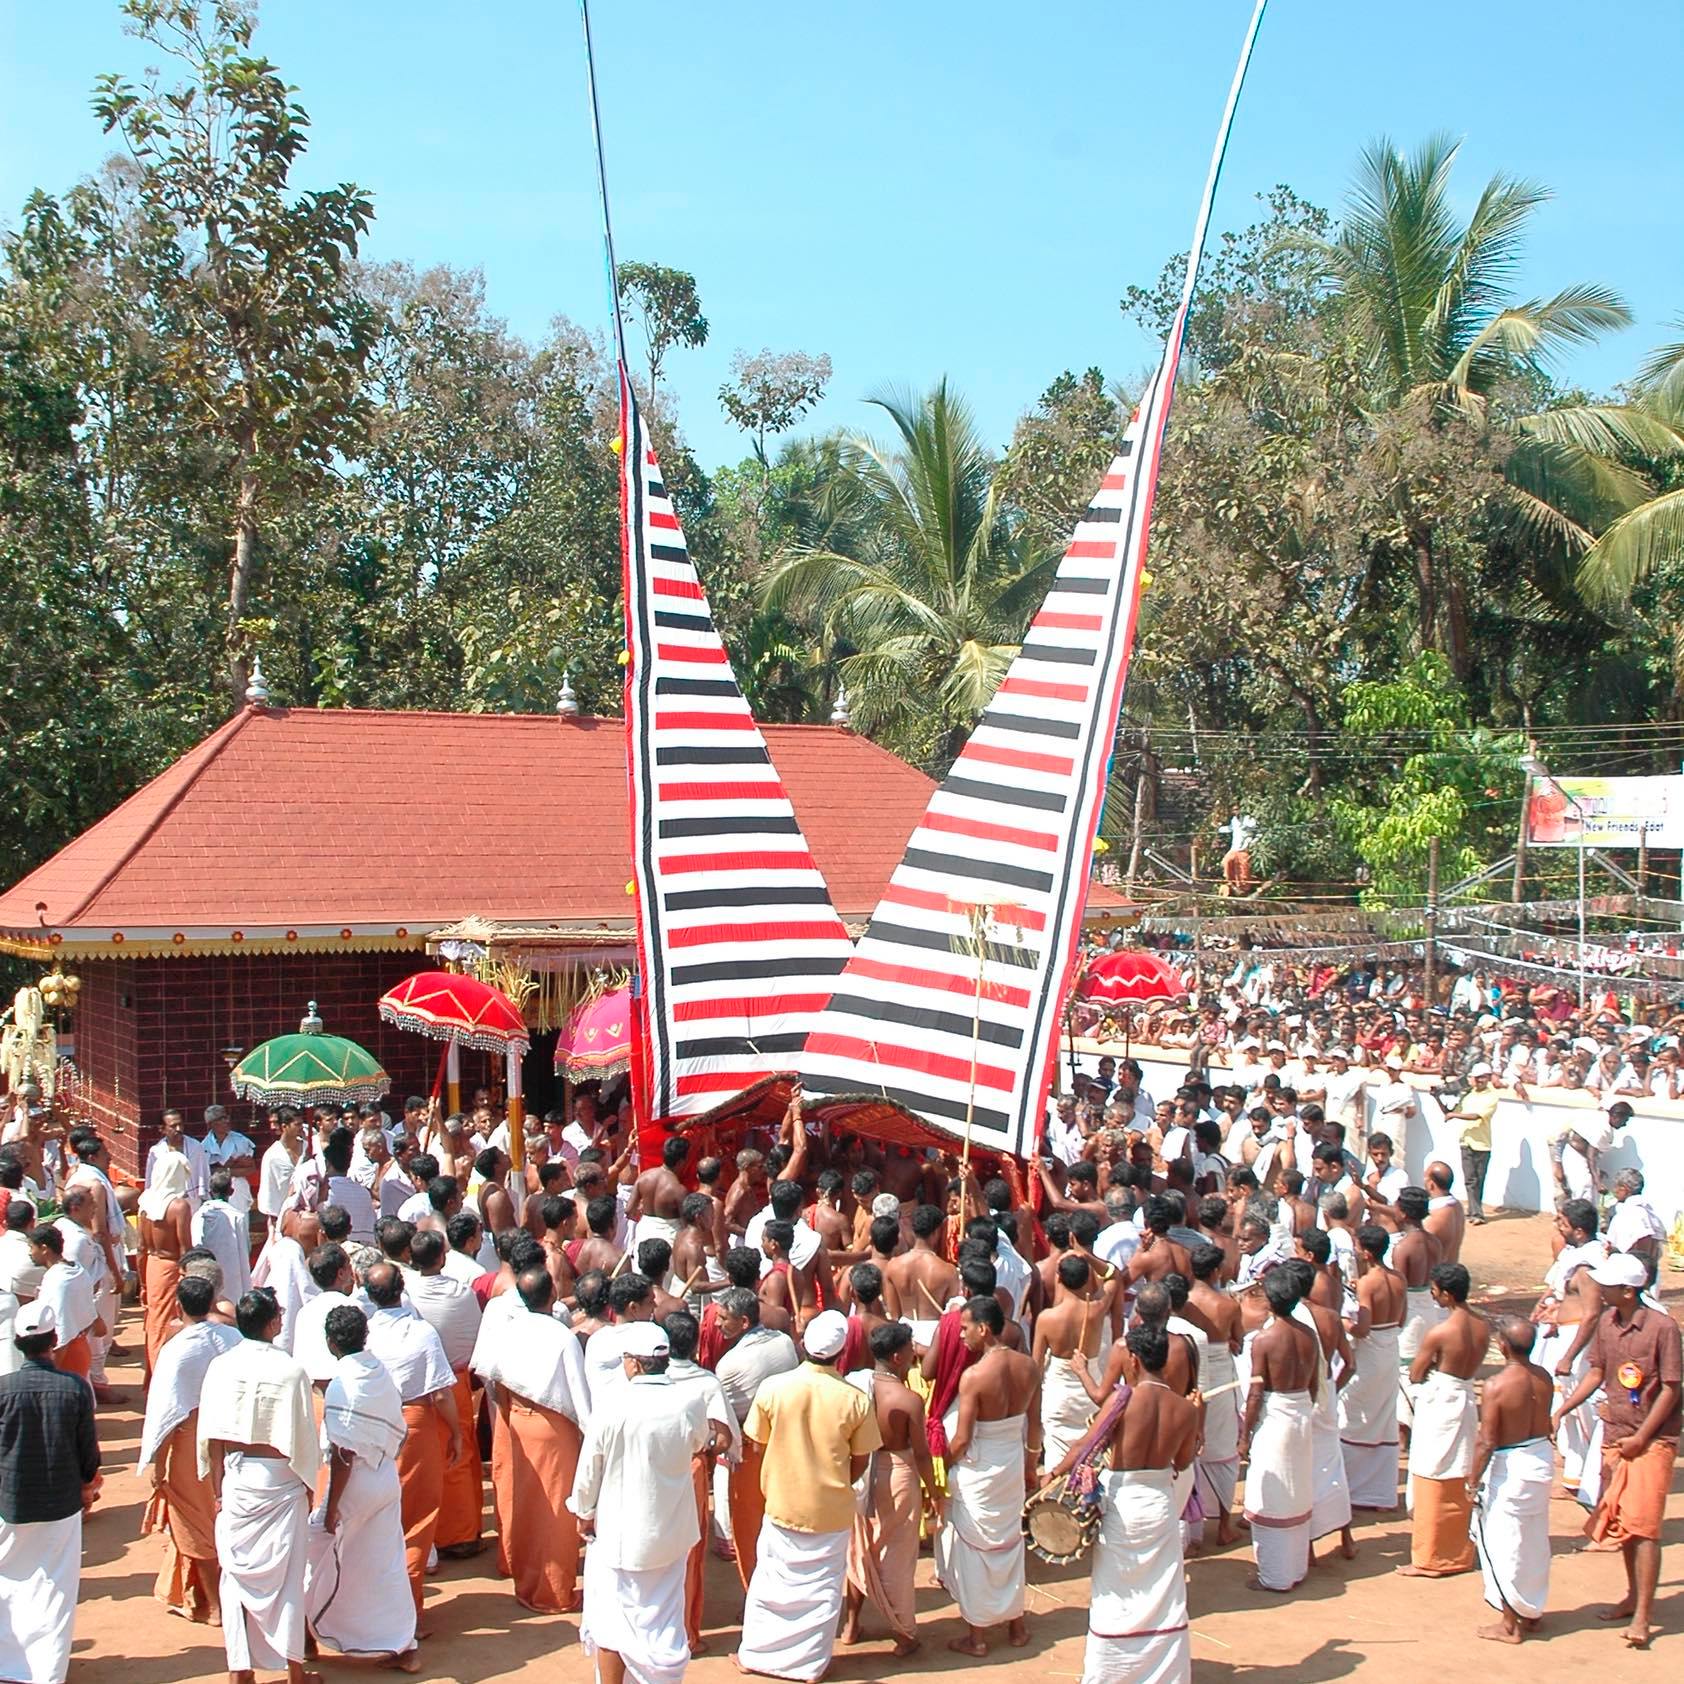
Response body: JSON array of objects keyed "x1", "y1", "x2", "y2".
[
  {"x1": 647, "y1": 479, "x2": 666, "y2": 498},
  {"x1": 664, "y1": 885, "x2": 832, "y2": 912},
  {"x1": 901, "y1": 846, "x2": 1054, "y2": 893},
  {"x1": 672, "y1": 954, "x2": 848, "y2": 986},
  {"x1": 1119, "y1": 437, "x2": 1134, "y2": 455},
  {"x1": 655, "y1": 677, "x2": 739, "y2": 697},
  {"x1": 653, "y1": 610, "x2": 713, "y2": 633},
  {"x1": 654, "y1": 745, "x2": 772, "y2": 767},
  {"x1": 650, "y1": 542, "x2": 688, "y2": 563},
  {"x1": 1083, "y1": 504, "x2": 1122, "y2": 523},
  {"x1": 981, "y1": 708, "x2": 1081, "y2": 741},
  {"x1": 1018, "y1": 642, "x2": 1097, "y2": 666},
  {"x1": 658, "y1": 814, "x2": 803, "y2": 839},
  {"x1": 864, "y1": 918, "x2": 1038, "y2": 969},
  {"x1": 825, "y1": 992, "x2": 1024, "y2": 1049},
  {"x1": 675, "y1": 1032, "x2": 809, "y2": 1060},
  {"x1": 1054, "y1": 576, "x2": 1109, "y2": 595},
  {"x1": 804, "y1": 1070, "x2": 1011, "y2": 1136},
  {"x1": 942, "y1": 775, "x2": 1067, "y2": 814}
]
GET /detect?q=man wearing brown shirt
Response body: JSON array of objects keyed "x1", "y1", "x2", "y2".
[{"x1": 1557, "y1": 1252, "x2": 1681, "y2": 1651}]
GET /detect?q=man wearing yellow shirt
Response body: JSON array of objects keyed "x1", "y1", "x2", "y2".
[
  {"x1": 1444, "y1": 1063, "x2": 1499, "y2": 1225},
  {"x1": 734, "y1": 1309, "x2": 883, "y2": 1682}
]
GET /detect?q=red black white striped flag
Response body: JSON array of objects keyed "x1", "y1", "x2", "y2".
[{"x1": 619, "y1": 371, "x2": 854, "y2": 1122}]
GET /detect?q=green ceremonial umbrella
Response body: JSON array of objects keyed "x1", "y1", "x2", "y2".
[{"x1": 230, "y1": 1001, "x2": 390, "y2": 1107}]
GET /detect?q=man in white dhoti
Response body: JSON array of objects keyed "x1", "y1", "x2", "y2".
[
  {"x1": 1049, "y1": 1321, "x2": 1198, "y2": 1684},
  {"x1": 1188, "y1": 1242, "x2": 1244, "y2": 1546},
  {"x1": 1340, "y1": 1224, "x2": 1404, "y2": 1511},
  {"x1": 1280, "y1": 1259, "x2": 1355, "y2": 1562},
  {"x1": 937, "y1": 1295, "x2": 1039, "y2": 1656},
  {"x1": 735, "y1": 1309, "x2": 883, "y2": 1681},
  {"x1": 1530, "y1": 1198, "x2": 1608, "y2": 1499},
  {"x1": 1241, "y1": 1270, "x2": 1318, "y2": 1592},
  {"x1": 1469, "y1": 1318, "x2": 1555, "y2": 1643},
  {"x1": 1030, "y1": 1253, "x2": 1108, "y2": 1471},
  {"x1": 569, "y1": 1320, "x2": 712, "y2": 1684},
  {"x1": 0, "y1": 1302, "x2": 100, "y2": 1684},
  {"x1": 304, "y1": 1304, "x2": 419, "y2": 1671},
  {"x1": 198, "y1": 1286, "x2": 322, "y2": 1684},
  {"x1": 1392, "y1": 1187, "x2": 1446, "y2": 1435},
  {"x1": 61, "y1": 1130, "x2": 124, "y2": 1395},
  {"x1": 192, "y1": 1167, "x2": 252, "y2": 1302}
]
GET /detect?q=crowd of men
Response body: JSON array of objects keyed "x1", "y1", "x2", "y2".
[{"x1": 0, "y1": 1066, "x2": 1677, "y2": 1684}]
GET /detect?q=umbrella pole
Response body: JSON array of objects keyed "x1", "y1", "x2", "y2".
[
  {"x1": 506, "y1": 1048, "x2": 525, "y2": 1173},
  {"x1": 447, "y1": 1040, "x2": 461, "y2": 1117},
  {"x1": 430, "y1": 1042, "x2": 450, "y2": 1104}
]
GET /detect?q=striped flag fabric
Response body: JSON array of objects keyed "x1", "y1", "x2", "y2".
[
  {"x1": 618, "y1": 371, "x2": 854, "y2": 1122},
  {"x1": 797, "y1": 2, "x2": 1269, "y2": 1159}
]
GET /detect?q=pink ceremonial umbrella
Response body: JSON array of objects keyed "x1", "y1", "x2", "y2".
[{"x1": 556, "y1": 985, "x2": 633, "y2": 1081}]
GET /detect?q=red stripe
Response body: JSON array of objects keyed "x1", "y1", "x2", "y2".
[
  {"x1": 998, "y1": 676, "x2": 1088, "y2": 704},
  {"x1": 656, "y1": 644, "x2": 728, "y2": 664},
  {"x1": 1100, "y1": 472, "x2": 1129, "y2": 490},
  {"x1": 662, "y1": 849, "x2": 817, "y2": 874},
  {"x1": 646, "y1": 450, "x2": 659, "y2": 466},
  {"x1": 676, "y1": 1068, "x2": 776, "y2": 1096},
  {"x1": 922, "y1": 809, "x2": 1058, "y2": 853},
  {"x1": 659, "y1": 781, "x2": 787, "y2": 802},
  {"x1": 673, "y1": 994, "x2": 832, "y2": 1022},
  {"x1": 668, "y1": 920, "x2": 848, "y2": 948},
  {"x1": 963, "y1": 740, "x2": 1074, "y2": 777},
  {"x1": 1065, "y1": 540, "x2": 1116, "y2": 559},
  {"x1": 803, "y1": 1032, "x2": 1013, "y2": 1092},
  {"x1": 880, "y1": 882, "x2": 1047, "y2": 932},
  {"x1": 650, "y1": 510, "x2": 681, "y2": 530},
  {"x1": 1033, "y1": 610, "x2": 1102, "y2": 631},
  {"x1": 845, "y1": 955, "x2": 1031, "y2": 1009},
  {"x1": 654, "y1": 710, "x2": 755, "y2": 731},
  {"x1": 653, "y1": 577, "x2": 703, "y2": 599}
]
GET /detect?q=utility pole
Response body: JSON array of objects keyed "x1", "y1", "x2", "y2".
[
  {"x1": 1424, "y1": 835, "x2": 1441, "y2": 1008},
  {"x1": 1638, "y1": 825, "x2": 1650, "y2": 899},
  {"x1": 1511, "y1": 775, "x2": 1530, "y2": 903},
  {"x1": 1126, "y1": 730, "x2": 1150, "y2": 890}
]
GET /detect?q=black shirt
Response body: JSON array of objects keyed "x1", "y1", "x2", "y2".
[{"x1": 0, "y1": 1358, "x2": 100, "y2": 1523}]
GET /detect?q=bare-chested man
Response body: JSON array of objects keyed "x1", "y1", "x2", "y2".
[
  {"x1": 841, "y1": 1321, "x2": 939, "y2": 1658},
  {"x1": 1342, "y1": 1223, "x2": 1406, "y2": 1511},
  {"x1": 670, "y1": 1193, "x2": 717, "y2": 1309},
  {"x1": 885, "y1": 1204, "x2": 960, "y2": 1322},
  {"x1": 627, "y1": 1134, "x2": 689, "y2": 1240},
  {"x1": 572, "y1": 1195, "x2": 623, "y2": 1278},
  {"x1": 722, "y1": 1148, "x2": 770, "y2": 1242},
  {"x1": 1032, "y1": 1254, "x2": 1114, "y2": 1469},
  {"x1": 1277, "y1": 1170, "x2": 1319, "y2": 1238},
  {"x1": 1468, "y1": 1318, "x2": 1555, "y2": 1644},
  {"x1": 1399, "y1": 1260, "x2": 1488, "y2": 1578},
  {"x1": 1424, "y1": 1160, "x2": 1466, "y2": 1266},
  {"x1": 1241, "y1": 1269, "x2": 1320, "y2": 1592},
  {"x1": 853, "y1": 1214, "x2": 904, "y2": 1319},
  {"x1": 137, "y1": 1165, "x2": 193, "y2": 1376},
  {"x1": 941, "y1": 1297, "x2": 1039, "y2": 1656},
  {"x1": 692, "y1": 1157, "x2": 730, "y2": 1258},
  {"x1": 1296, "y1": 1226, "x2": 1345, "y2": 1317},
  {"x1": 1391, "y1": 1186, "x2": 1446, "y2": 1446},
  {"x1": 1124, "y1": 1195, "x2": 1193, "y2": 1293},
  {"x1": 1036, "y1": 1158, "x2": 1109, "y2": 1226},
  {"x1": 1048, "y1": 1321, "x2": 1200, "y2": 1684}
]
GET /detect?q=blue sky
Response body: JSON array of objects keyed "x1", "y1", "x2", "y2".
[{"x1": 3, "y1": 0, "x2": 1680, "y2": 471}]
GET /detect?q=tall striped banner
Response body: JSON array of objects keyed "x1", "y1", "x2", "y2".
[
  {"x1": 619, "y1": 372, "x2": 854, "y2": 1122},
  {"x1": 798, "y1": 1, "x2": 1269, "y2": 1158}
]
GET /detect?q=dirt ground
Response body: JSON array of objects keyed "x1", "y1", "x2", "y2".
[{"x1": 69, "y1": 1212, "x2": 1680, "y2": 1684}]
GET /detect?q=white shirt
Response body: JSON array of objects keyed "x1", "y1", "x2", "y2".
[
  {"x1": 567, "y1": 1372, "x2": 709, "y2": 1570},
  {"x1": 53, "y1": 1219, "x2": 106, "y2": 1292},
  {"x1": 147, "y1": 1136, "x2": 208, "y2": 1203},
  {"x1": 191, "y1": 1199, "x2": 252, "y2": 1300},
  {"x1": 668, "y1": 1356, "x2": 740, "y2": 1460},
  {"x1": 401, "y1": 1269, "x2": 482, "y2": 1371},
  {"x1": 441, "y1": 1249, "x2": 485, "y2": 1288},
  {"x1": 1094, "y1": 1219, "x2": 1141, "y2": 1271},
  {"x1": 257, "y1": 1142, "x2": 299, "y2": 1218},
  {"x1": 1366, "y1": 1164, "x2": 1409, "y2": 1206},
  {"x1": 0, "y1": 1229, "x2": 45, "y2": 1300},
  {"x1": 323, "y1": 1176, "x2": 377, "y2": 1243},
  {"x1": 743, "y1": 1209, "x2": 822, "y2": 1275},
  {"x1": 715, "y1": 1323, "x2": 800, "y2": 1423},
  {"x1": 396, "y1": 1190, "x2": 432, "y2": 1228},
  {"x1": 202, "y1": 1132, "x2": 256, "y2": 1212},
  {"x1": 1322, "y1": 1068, "x2": 1367, "y2": 1118},
  {"x1": 1607, "y1": 1196, "x2": 1666, "y2": 1254}
]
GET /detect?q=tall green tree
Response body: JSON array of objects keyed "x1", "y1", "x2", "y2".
[
  {"x1": 94, "y1": 0, "x2": 377, "y2": 703},
  {"x1": 615, "y1": 260, "x2": 707, "y2": 402}
]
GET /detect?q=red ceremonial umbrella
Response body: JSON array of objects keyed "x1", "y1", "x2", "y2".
[
  {"x1": 556, "y1": 985, "x2": 632, "y2": 1081},
  {"x1": 1076, "y1": 949, "x2": 1187, "y2": 1007},
  {"x1": 378, "y1": 970, "x2": 531, "y2": 1054}
]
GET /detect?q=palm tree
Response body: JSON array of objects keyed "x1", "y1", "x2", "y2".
[
  {"x1": 1297, "y1": 133, "x2": 1652, "y2": 677},
  {"x1": 761, "y1": 382, "x2": 1057, "y2": 767}
]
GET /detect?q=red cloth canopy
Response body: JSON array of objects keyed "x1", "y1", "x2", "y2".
[
  {"x1": 377, "y1": 970, "x2": 531, "y2": 1055},
  {"x1": 1075, "y1": 948, "x2": 1186, "y2": 1007}
]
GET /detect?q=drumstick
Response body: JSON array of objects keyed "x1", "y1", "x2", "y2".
[
  {"x1": 1199, "y1": 1379, "x2": 1243, "y2": 1399},
  {"x1": 916, "y1": 1279, "x2": 945, "y2": 1316},
  {"x1": 678, "y1": 1264, "x2": 705, "y2": 1295},
  {"x1": 609, "y1": 1250, "x2": 632, "y2": 1278}
]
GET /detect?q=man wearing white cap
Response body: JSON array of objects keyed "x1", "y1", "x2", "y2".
[
  {"x1": 1443, "y1": 1063, "x2": 1499, "y2": 1223},
  {"x1": 0, "y1": 1302, "x2": 100, "y2": 1684},
  {"x1": 735, "y1": 1307, "x2": 883, "y2": 1682},
  {"x1": 1372, "y1": 1054, "x2": 1417, "y2": 1155},
  {"x1": 569, "y1": 1319, "x2": 714, "y2": 1684},
  {"x1": 1321, "y1": 1048, "x2": 1367, "y2": 1140}
]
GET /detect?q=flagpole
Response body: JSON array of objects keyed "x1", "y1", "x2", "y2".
[{"x1": 578, "y1": 0, "x2": 629, "y2": 371}]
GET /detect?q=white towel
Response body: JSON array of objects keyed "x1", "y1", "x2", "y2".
[
  {"x1": 736, "y1": 1519, "x2": 850, "y2": 1682},
  {"x1": 1082, "y1": 1468, "x2": 1190, "y2": 1684},
  {"x1": 936, "y1": 1413, "x2": 1028, "y2": 1627},
  {"x1": 1474, "y1": 1437, "x2": 1552, "y2": 1621}
]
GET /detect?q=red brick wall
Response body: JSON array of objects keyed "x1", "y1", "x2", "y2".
[{"x1": 69, "y1": 950, "x2": 505, "y2": 1176}]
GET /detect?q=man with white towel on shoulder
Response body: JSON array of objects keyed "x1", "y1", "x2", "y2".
[
  {"x1": 198, "y1": 1286, "x2": 321, "y2": 1684},
  {"x1": 735, "y1": 1308, "x2": 882, "y2": 1682},
  {"x1": 570, "y1": 1319, "x2": 713, "y2": 1684}
]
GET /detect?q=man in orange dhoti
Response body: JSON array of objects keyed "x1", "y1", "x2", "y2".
[
  {"x1": 136, "y1": 1275, "x2": 241, "y2": 1621},
  {"x1": 137, "y1": 1151, "x2": 194, "y2": 1378},
  {"x1": 361, "y1": 1264, "x2": 459, "y2": 1623},
  {"x1": 31, "y1": 1228, "x2": 102, "y2": 1383},
  {"x1": 470, "y1": 1264, "x2": 590, "y2": 1611},
  {"x1": 402, "y1": 1230, "x2": 484, "y2": 1558},
  {"x1": 713, "y1": 1289, "x2": 799, "y2": 1589},
  {"x1": 844, "y1": 1322, "x2": 939, "y2": 1656}
]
